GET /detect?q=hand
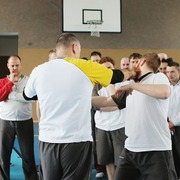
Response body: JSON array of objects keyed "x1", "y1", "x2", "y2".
[
  {"x1": 114, "y1": 83, "x2": 134, "y2": 98},
  {"x1": 9, "y1": 73, "x2": 18, "y2": 83},
  {"x1": 168, "y1": 120, "x2": 174, "y2": 130},
  {"x1": 168, "y1": 120, "x2": 175, "y2": 134},
  {"x1": 114, "y1": 86, "x2": 131, "y2": 99}
]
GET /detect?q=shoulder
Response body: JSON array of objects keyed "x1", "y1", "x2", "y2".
[
  {"x1": 155, "y1": 72, "x2": 166, "y2": 78},
  {"x1": 64, "y1": 57, "x2": 112, "y2": 75},
  {"x1": 153, "y1": 72, "x2": 169, "y2": 84},
  {"x1": 154, "y1": 72, "x2": 168, "y2": 80},
  {"x1": 64, "y1": 57, "x2": 107, "y2": 70},
  {"x1": 30, "y1": 62, "x2": 48, "y2": 75},
  {"x1": 64, "y1": 57, "x2": 93, "y2": 67}
]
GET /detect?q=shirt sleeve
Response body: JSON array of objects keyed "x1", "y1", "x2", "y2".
[
  {"x1": 0, "y1": 78, "x2": 14, "y2": 101},
  {"x1": 64, "y1": 57, "x2": 124, "y2": 87}
]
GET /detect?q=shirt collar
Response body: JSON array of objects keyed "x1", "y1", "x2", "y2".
[
  {"x1": 170, "y1": 79, "x2": 180, "y2": 86},
  {"x1": 137, "y1": 72, "x2": 153, "y2": 82}
]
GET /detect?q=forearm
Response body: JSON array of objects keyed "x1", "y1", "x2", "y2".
[
  {"x1": 36, "y1": 101, "x2": 41, "y2": 121},
  {"x1": 0, "y1": 80, "x2": 14, "y2": 101},
  {"x1": 92, "y1": 96, "x2": 116, "y2": 108},
  {"x1": 100, "y1": 106, "x2": 119, "y2": 112},
  {"x1": 131, "y1": 83, "x2": 170, "y2": 99}
]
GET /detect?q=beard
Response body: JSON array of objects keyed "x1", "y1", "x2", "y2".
[{"x1": 133, "y1": 63, "x2": 141, "y2": 81}]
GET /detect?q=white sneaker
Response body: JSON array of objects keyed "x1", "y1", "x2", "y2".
[{"x1": 96, "y1": 172, "x2": 105, "y2": 179}]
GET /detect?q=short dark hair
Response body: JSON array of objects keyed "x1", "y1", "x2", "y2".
[
  {"x1": 168, "y1": 61, "x2": 180, "y2": 70},
  {"x1": 129, "y1": 53, "x2": 142, "y2": 59},
  {"x1": 56, "y1": 33, "x2": 79, "y2": 48},
  {"x1": 161, "y1": 57, "x2": 173, "y2": 64},
  {"x1": 142, "y1": 53, "x2": 160, "y2": 73},
  {"x1": 7, "y1": 55, "x2": 21, "y2": 62},
  {"x1": 90, "y1": 51, "x2": 102, "y2": 58}
]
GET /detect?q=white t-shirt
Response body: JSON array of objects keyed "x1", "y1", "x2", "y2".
[
  {"x1": 24, "y1": 58, "x2": 114, "y2": 143},
  {"x1": 95, "y1": 82, "x2": 129, "y2": 131},
  {"x1": 125, "y1": 73, "x2": 171, "y2": 152},
  {"x1": 168, "y1": 80, "x2": 180, "y2": 126}
]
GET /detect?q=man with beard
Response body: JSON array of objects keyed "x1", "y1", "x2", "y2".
[{"x1": 92, "y1": 53, "x2": 177, "y2": 180}]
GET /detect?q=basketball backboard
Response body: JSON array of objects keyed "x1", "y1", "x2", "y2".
[{"x1": 62, "y1": 0, "x2": 122, "y2": 33}]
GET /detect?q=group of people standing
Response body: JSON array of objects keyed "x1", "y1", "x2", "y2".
[
  {"x1": 0, "y1": 33, "x2": 179, "y2": 180},
  {"x1": 92, "y1": 52, "x2": 180, "y2": 180}
]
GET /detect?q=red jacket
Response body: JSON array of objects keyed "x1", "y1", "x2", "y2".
[{"x1": 0, "y1": 77, "x2": 14, "y2": 101}]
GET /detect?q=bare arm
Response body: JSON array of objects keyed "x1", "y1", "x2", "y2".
[
  {"x1": 99, "y1": 84, "x2": 118, "y2": 111},
  {"x1": 92, "y1": 96, "x2": 117, "y2": 108},
  {"x1": 115, "y1": 83, "x2": 170, "y2": 99},
  {"x1": 36, "y1": 101, "x2": 40, "y2": 121},
  {"x1": 100, "y1": 106, "x2": 119, "y2": 112}
]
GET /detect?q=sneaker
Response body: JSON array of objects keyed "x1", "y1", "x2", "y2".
[{"x1": 96, "y1": 172, "x2": 105, "y2": 179}]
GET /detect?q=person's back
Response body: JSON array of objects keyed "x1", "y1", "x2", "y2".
[
  {"x1": 33, "y1": 59, "x2": 93, "y2": 143},
  {"x1": 23, "y1": 33, "x2": 131, "y2": 180}
]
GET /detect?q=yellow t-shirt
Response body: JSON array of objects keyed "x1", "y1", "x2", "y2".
[{"x1": 64, "y1": 57, "x2": 113, "y2": 87}]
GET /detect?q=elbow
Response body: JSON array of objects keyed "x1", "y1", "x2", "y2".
[
  {"x1": 162, "y1": 93, "x2": 169, "y2": 99},
  {"x1": 161, "y1": 86, "x2": 171, "y2": 99},
  {"x1": 23, "y1": 90, "x2": 30, "y2": 100},
  {"x1": 23, "y1": 90, "x2": 38, "y2": 101}
]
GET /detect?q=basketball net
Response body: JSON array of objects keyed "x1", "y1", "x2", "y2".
[
  {"x1": 86, "y1": 20, "x2": 103, "y2": 37},
  {"x1": 89, "y1": 24, "x2": 100, "y2": 37}
]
